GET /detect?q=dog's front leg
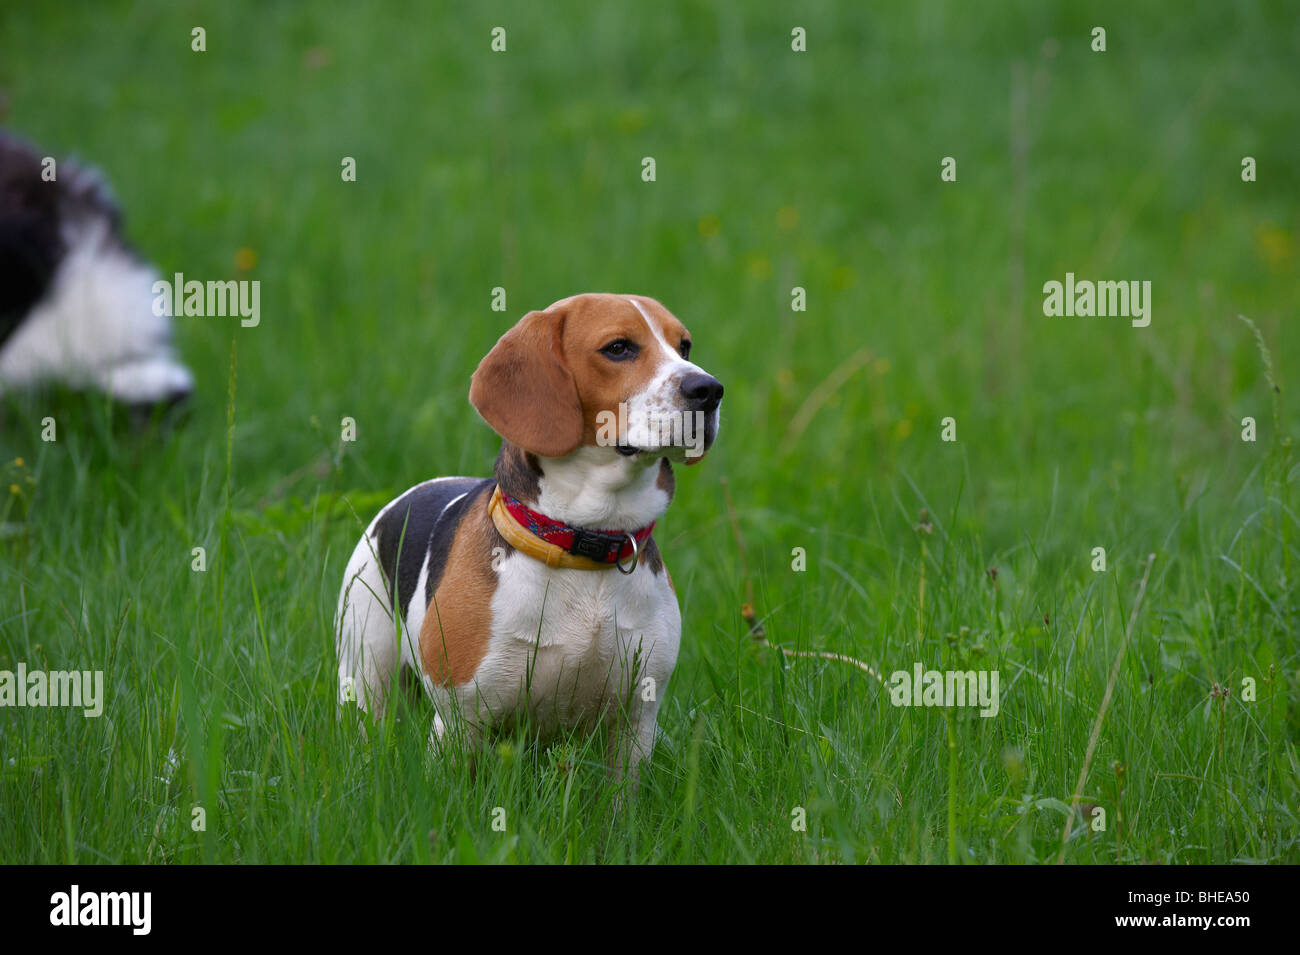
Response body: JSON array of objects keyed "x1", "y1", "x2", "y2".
[
  {"x1": 425, "y1": 695, "x2": 486, "y2": 757},
  {"x1": 606, "y1": 701, "x2": 660, "y2": 789}
]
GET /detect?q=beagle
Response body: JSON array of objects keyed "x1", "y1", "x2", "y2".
[{"x1": 335, "y1": 293, "x2": 722, "y2": 780}]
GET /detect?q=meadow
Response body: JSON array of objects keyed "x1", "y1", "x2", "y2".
[{"x1": 0, "y1": 0, "x2": 1296, "y2": 863}]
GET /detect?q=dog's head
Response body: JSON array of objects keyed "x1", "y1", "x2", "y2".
[{"x1": 470, "y1": 293, "x2": 722, "y2": 464}]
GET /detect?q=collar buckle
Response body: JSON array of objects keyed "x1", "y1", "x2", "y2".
[{"x1": 568, "y1": 528, "x2": 615, "y2": 562}]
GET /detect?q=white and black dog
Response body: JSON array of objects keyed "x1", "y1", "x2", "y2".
[{"x1": 0, "y1": 131, "x2": 192, "y2": 407}]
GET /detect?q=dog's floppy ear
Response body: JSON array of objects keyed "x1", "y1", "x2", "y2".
[{"x1": 470, "y1": 307, "x2": 584, "y2": 458}]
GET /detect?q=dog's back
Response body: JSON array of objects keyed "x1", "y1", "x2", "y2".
[{"x1": 335, "y1": 476, "x2": 490, "y2": 715}]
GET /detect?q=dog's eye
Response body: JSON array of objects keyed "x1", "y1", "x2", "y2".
[
  {"x1": 600, "y1": 339, "x2": 639, "y2": 361},
  {"x1": 679, "y1": 339, "x2": 692, "y2": 360}
]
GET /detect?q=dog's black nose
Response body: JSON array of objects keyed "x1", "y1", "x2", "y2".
[{"x1": 680, "y1": 373, "x2": 724, "y2": 412}]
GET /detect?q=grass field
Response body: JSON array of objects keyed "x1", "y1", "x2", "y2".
[{"x1": 0, "y1": 1, "x2": 1296, "y2": 863}]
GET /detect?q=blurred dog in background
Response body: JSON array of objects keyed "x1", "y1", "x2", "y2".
[{"x1": 0, "y1": 131, "x2": 192, "y2": 408}]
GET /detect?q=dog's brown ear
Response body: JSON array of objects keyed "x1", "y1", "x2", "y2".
[{"x1": 470, "y1": 308, "x2": 584, "y2": 458}]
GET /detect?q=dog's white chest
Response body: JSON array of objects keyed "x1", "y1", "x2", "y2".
[{"x1": 473, "y1": 551, "x2": 680, "y2": 731}]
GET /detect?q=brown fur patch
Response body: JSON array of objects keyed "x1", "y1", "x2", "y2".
[
  {"x1": 642, "y1": 535, "x2": 664, "y2": 575},
  {"x1": 419, "y1": 489, "x2": 503, "y2": 687},
  {"x1": 469, "y1": 310, "x2": 585, "y2": 458},
  {"x1": 656, "y1": 458, "x2": 675, "y2": 501},
  {"x1": 557, "y1": 295, "x2": 692, "y2": 447},
  {"x1": 495, "y1": 441, "x2": 542, "y2": 503}
]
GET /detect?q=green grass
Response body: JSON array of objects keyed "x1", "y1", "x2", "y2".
[{"x1": 1, "y1": 0, "x2": 1297, "y2": 863}]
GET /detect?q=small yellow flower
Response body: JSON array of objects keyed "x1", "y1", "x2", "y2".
[
  {"x1": 9, "y1": 484, "x2": 19, "y2": 495},
  {"x1": 747, "y1": 254, "x2": 771, "y2": 280},
  {"x1": 895, "y1": 419, "x2": 914, "y2": 439},
  {"x1": 697, "y1": 214, "x2": 721, "y2": 238},
  {"x1": 616, "y1": 108, "x2": 647, "y2": 134},
  {"x1": 234, "y1": 247, "x2": 258, "y2": 271},
  {"x1": 13, "y1": 458, "x2": 23, "y2": 468},
  {"x1": 1254, "y1": 223, "x2": 1292, "y2": 273},
  {"x1": 874, "y1": 357, "x2": 891, "y2": 376}
]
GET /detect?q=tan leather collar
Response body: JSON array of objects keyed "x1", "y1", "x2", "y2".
[{"x1": 488, "y1": 486, "x2": 630, "y2": 571}]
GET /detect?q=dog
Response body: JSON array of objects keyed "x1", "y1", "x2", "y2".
[
  {"x1": 0, "y1": 131, "x2": 193, "y2": 406},
  {"x1": 335, "y1": 293, "x2": 723, "y2": 780}
]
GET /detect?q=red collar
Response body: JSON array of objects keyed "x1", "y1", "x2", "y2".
[{"x1": 498, "y1": 491, "x2": 655, "y2": 565}]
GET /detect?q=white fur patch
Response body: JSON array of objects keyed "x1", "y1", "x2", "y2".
[
  {"x1": 0, "y1": 218, "x2": 193, "y2": 403},
  {"x1": 622, "y1": 297, "x2": 719, "y2": 457},
  {"x1": 534, "y1": 447, "x2": 670, "y2": 529}
]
